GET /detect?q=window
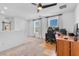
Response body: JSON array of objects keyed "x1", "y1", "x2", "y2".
[
  {"x1": 33, "y1": 20, "x2": 41, "y2": 33},
  {"x1": 48, "y1": 16, "x2": 59, "y2": 28},
  {"x1": 2, "y1": 21, "x2": 11, "y2": 32},
  {"x1": 50, "y1": 19, "x2": 58, "y2": 27},
  {"x1": 33, "y1": 20, "x2": 42, "y2": 38}
]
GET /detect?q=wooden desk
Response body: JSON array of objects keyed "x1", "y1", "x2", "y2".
[
  {"x1": 56, "y1": 36, "x2": 79, "y2": 56},
  {"x1": 56, "y1": 38, "x2": 71, "y2": 56},
  {"x1": 71, "y1": 41, "x2": 79, "y2": 56}
]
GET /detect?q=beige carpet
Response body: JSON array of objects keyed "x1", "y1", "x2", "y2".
[{"x1": 0, "y1": 37, "x2": 56, "y2": 56}]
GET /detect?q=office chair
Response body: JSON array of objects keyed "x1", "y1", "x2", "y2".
[
  {"x1": 59, "y1": 29, "x2": 67, "y2": 35},
  {"x1": 45, "y1": 27, "x2": 56, "y2": 44}
]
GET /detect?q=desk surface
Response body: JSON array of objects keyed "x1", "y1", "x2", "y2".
[{"x1": 56, "y1": 36, "x2": 79, "y2": 42}]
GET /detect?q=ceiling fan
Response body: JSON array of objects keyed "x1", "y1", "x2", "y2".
[{"x1": 32, "y1": 3, "x2": 57, "y2": 12}]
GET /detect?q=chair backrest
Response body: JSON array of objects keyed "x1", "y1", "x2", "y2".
[
  {"x1": 47, "y1": 27, "x2": 54, "y2": 33},
  {"x1": 46, "y1": 27, "x2": 56, "y2": 40},
  {"x1": 60, "y1": 29, "x2": 67, "y2": 35}
]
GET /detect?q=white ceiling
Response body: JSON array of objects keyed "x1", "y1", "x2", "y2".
[{"x1": 0, "y1": 3, "x2": 77, "y2": 20}]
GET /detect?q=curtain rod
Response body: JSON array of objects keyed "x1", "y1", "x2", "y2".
[
  {"x1": 45, "y1": 14, "x2": 62, "y2": 18},
  {"x1": 33, "y1": 14, "x2": 62, "y2": 20}
]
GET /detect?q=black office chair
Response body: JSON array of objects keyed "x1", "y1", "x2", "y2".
[
  {"x1": 59, "y1": 29, "x2": 67, "y2": 35},
  {"x1": 45, "y1": 27, "x2": 56, "y2": 44}
]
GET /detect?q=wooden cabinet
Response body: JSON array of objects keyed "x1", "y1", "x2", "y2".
[
  {"x1": 71, "y1": 41, "x2": 79, "y2": 56},
  {"x1": 56, "y1": 39, "x2": 70, "y2": 56},
  {"x1": 56, "y1": 37, "x2": 79, "y2": 56},
  {"x1": 56, "y1": 39, "x2": 63, "y2": 56}
]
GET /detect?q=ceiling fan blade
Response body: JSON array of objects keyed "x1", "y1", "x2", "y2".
[
  {"x1": 42, "y1": 3, "x2": 57, "y2": 8},
  {"x1": 32, "y1": 3, "x2": 37, "y2": 5},
  {"x1": 38, "y1": 3, "x2": 42, "y2": 6}
]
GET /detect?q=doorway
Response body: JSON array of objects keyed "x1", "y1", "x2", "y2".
[{"x1": 33, "y1": 19, "x2": 42, "y2": 39}]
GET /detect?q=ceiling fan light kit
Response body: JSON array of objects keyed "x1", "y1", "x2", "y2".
[
  {"x1": 32, "y1": 3, "x2": 57, "y2": 12},
  {"x1": 37, "y1": 6, "x2": 42, "y2": 11}
]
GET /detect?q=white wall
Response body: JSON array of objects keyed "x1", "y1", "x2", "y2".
[
  {"x1": 60, "y1": 11, "x2": 75, "y2": 33},
  {"x1": 26, "y1": 20, "x2": 34, "y2": 37},
  {"x1": 14, "y1": 18, "x2": 26, "y2": 31},
  {"x1": 0, "y1": 17, "x2": 28, "y2": 52},
  {"x1": 0, "y1": 31, "x2": 26, "y2": 52},
  {"x1": 75, "y1": 4, "x2": 79, "y2": 23},
  {"x1": 0, "y1": 21, "x2": 2, "y2": 31}
]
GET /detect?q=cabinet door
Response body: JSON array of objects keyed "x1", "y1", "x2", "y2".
[
  {"x1": 62, "y1": 40, "x2": 70, "y2": 56},
  {"x1": 71, "y1": 42, "x2": 79, "y2": 56},
  {"x1": 56, "y1": 39, "x2": 70, "y2": 56},
  {"x1": 56, "y1": 39, "x2": 63, "y2": 56}
]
